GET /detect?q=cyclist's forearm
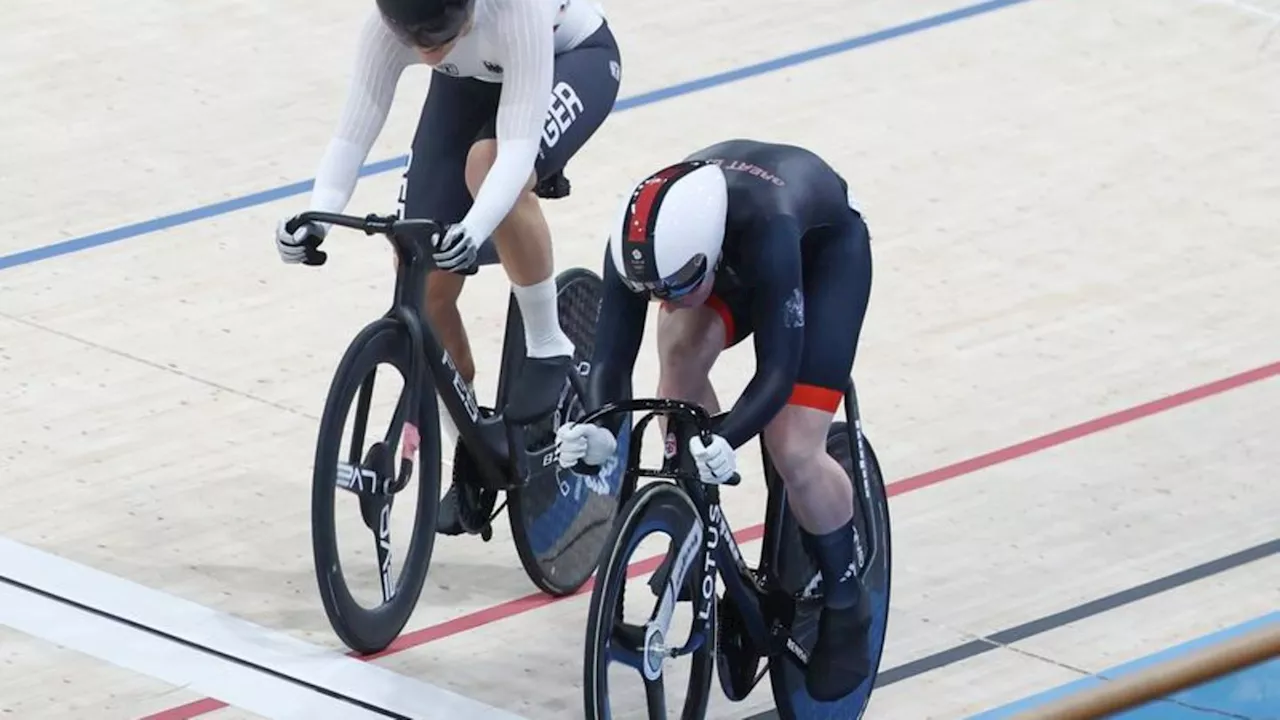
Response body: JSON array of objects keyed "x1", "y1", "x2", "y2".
[
  {"x1": 717, "y1": 368, "x2": 794, "y2": 449},
  {"x1": 461, "y1": 137, "x2": 540, "y2": 239},
  {"x1": 586, "y1": 340, "x2": 641, "y2": 436},
  {"x1": 717, "y1": 253, "x2": 805, "y2": 448},
  {"x1": 310, "y1": 138, "x2": 368, "y2": 213},
  {"x1": 587, "y1": 262, "x2": 648, "y2": 434}
]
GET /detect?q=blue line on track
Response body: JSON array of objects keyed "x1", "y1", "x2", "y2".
[{"x1": 0, "y1": 0, "x2": 1035, "y2": 272}]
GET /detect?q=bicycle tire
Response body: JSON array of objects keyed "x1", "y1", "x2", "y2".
[
  {"x1": 584, "y1": 481, "x2": 716, "y2": 720},
  {"x1": 767, "y1": 422, "x2": 892, "y2": 720},
  {"x1": 311, "y1": 316, "x2": 442, "y2": 655},
  {"x1": 508, "y1": 267, "x2": 631, "y2": 596}
]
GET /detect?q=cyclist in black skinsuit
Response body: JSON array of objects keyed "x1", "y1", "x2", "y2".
[{"x1": 556, "y1": 138, "x2": 875, "y2": 701}]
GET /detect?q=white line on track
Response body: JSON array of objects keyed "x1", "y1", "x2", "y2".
[{"x1": 0, "y1": 537, "x2": 526, "y2": 720}]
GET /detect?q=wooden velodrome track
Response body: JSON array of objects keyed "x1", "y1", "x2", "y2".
[{"x1": 1, "y1": 0, "x2": 1277, "y2": 717}]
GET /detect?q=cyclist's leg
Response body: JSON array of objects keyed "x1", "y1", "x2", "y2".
[
  {"x1": 647, "y1": 287, "x2": 751, "y2": 596},
  {"x1": 762, "y1": 213, "x2": 871, "y2": 534},
  {"x1": 466, "y1": 23, "x2": 622, "y2": 420},
  {"x1": 760, "y1": 212, "x2": 873, "y2": 700},
  {"x1": 402, "y1": 73, "x2": 501, "y2": 536},
  {"x1": 764, "y1": 408, "x2": 853, "y2": 532},
  {"x1": 655, "y1": 287, "x2": 752, "y2": 431},
  {"x1": 403, "y1": 72, "x2": 500, "y2": 397}
]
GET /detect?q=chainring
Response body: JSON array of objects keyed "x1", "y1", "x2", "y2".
[{"x1": 715, "y1": 595, "x2": 764, "y2": 701}]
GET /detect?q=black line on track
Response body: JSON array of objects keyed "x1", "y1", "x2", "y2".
[
  {"x1": 743, "y1": 538, "x2": 1280, "y2": 719},
  {"x1": 0, "y1": 573, "x2": 411, "y2": 719}
]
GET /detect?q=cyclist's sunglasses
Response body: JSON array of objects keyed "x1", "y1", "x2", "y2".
[{"x1": 620, "y1": 253, "x2": 709, "y2": 301}]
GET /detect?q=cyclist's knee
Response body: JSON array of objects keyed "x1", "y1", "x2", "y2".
[
  {"x1": 463, "y1": 139, "x2": 539, "y2": 201},
  {"x1": 657, "y1": 308, "x2": 723, "y2": 367},
  {"x1": 659, "y1": 332, "x2": 718, "y2": 367},
  {"x1": 657, "y1": 335, "x2": 719, "y2": 399},
  {"x1": 463, "y1": 140, "x2": 497, "y2": 198},
  {"x1": 763, "y1": 405, "x2": 831, "y2": 480}
]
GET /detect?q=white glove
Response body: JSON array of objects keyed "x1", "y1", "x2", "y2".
[
  {"x1": 276, "y1": 217, "x2": 327, "y2": 266},
  {"x1": 555, "y1": 422, "x2": 617, "y2": 469},
  {"x1": 690, "y1": 433, "x2": 737, "y2": 484},
  {"x1": 433, "y1": 223, "x2": 479, "y2": 272}
]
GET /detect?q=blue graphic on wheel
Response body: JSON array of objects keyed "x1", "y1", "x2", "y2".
[{"x1": 526, "y1": 417, "x2": 632, "y2": 557}]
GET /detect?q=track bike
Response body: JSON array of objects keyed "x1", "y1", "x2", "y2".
[
  {"x1": 578, "y1": 384, "x2": 891, "y2": 719},
  {"x1": 286, "y1": 209, "x2": 631, "y2": 654}
]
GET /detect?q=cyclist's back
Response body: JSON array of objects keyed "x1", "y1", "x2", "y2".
[{"x1": 686, "y1": 139, "x2": 856, "y2": 239}]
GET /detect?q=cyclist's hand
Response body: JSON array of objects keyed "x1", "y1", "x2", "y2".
[
  {"x1": 276, "y1": 217, "x2": 328, "y2": 266},
  {"x1": 690, "y1": 433, "x2": 736, "y2": 484},
  {"x1": 432, "y1": 222, "x2": 479, "y2": 273},
  {"x1": 555, "y1": 422, "x2": 617, "y2": 469}
]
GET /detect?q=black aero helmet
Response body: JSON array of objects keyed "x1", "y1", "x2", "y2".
[{"x1": 377, "y1": 0, "x2": 476, "y2": 49}]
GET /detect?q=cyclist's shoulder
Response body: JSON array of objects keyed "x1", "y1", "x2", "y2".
[{"x1": 719, "y1": 213, "x2": 803, "y2": 286}]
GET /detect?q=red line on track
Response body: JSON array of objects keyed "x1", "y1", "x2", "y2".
[{"x1": 140, "y1": 360, "x2": 1280, "y2": 720}]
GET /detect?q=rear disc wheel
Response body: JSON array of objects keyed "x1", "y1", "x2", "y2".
[{"x1": 509, "y1": 267, "x2": 631, "y2": 596}]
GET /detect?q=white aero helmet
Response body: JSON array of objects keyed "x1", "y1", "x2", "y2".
[{"x1": 608, "y1": 160, "x2": 728, "y2": 299}]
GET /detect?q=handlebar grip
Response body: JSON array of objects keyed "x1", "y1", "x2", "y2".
[
  {"x1": 284, "y1": 211, "x2": 402, "y2": 236},
  {"x1": 722, "y1": 472, "x2": 742, "y2": 487}
]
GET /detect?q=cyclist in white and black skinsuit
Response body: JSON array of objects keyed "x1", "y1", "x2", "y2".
[
  {"x1": 557, "y1": 139, "x2": 875, "y2": 701},
  {"x1": 273, "y1": 0, "x2": 622, "y2": 532}
]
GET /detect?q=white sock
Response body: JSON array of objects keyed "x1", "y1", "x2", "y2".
[{"x1": 512, "y1": 277, "x2": 574, "y2": 359}]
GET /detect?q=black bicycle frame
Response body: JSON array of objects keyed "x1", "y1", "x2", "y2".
[
  {"x1": 291, "y1": 211, "x2": 522, "y2": 491},
  {"x1": 391, "y1": 225, "x2": 544, "y2": 491},
  {"x1": 577, "y1": 399, "x2": 770, "y2": 657},
  {"x1": 581, "y1": 380, "x2": 879, "y2": 671},
  {"x1": 661, "y1": 413, "x2": 775, "y2": 659}
]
